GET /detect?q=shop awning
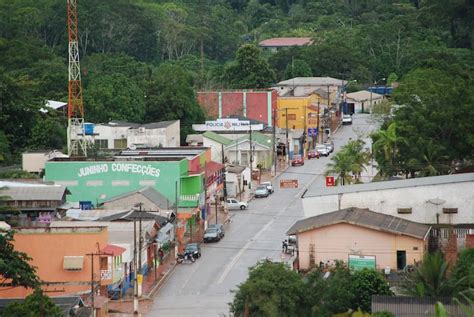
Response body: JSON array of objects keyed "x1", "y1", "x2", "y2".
[
  {"x1": 101, "y1": 244, "x2": 126, "y2": 257},
  {"x1": 63, "y1": 256, "x2": 84, "y2": 271}
]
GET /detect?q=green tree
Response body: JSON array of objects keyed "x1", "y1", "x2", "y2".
[
  {"x1": 451, "y1": 249, "x2": 474, "y2": 294},
  {"x1": 351, "y1": 269, "x2": 392, "y2": 313},
  {"x1": 325, "y1": 139, "x2": 369, "y2": 185},
  {"x1": 230, "y1": 261, "x2": 308, "y2": 316},
  {"x1": 28, "y1": 114, "x2": 66, "y2": 151},
  {"x1": 0, "y1": 130, "x2": 10, "y2": 163},
  {"x1": 0, "y1": 229, "x2": 39, "y2": 289},
  {"x1": 371, "y1": 122, "x2": 407, "y2": 177},
  {"x1": 3, "y1": 288, "x2": 62, "y2": 317},
  {"x1": 283, "y1": 59, "x2": 312, "y2": 79},
  {"x1": 144, "y1": 63, "x2": 205, "y2": 143},
  {"x1": 222, "y1": 44, "x2": 276, "y2": 88},
  {"x1": 386, "y1": 72, "x2": 398, "y2": 86},
  {"x1": 402, "y1": 252, "x2": 454, "y2": 297}
]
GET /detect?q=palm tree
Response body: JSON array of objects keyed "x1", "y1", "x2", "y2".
[
  {"x1": 407, "y1": 141, "x2": 450, "y2": 177},
  {"x1": 325, "y1": 151, "x2": 356, "y2": 185},
  {"x1": 371, "y1": 122, "x2": 407, "y2": 177},
  {"x1": 403, "y1": 252, "x2": 454, "y2": 297},
  {"x1": 344, "y1": 139, "x2": 370, "y2": 182}
]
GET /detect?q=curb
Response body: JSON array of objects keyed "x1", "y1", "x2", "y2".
[{"x1": 144, "y1": 262, "x2": 177, "y2": 299}]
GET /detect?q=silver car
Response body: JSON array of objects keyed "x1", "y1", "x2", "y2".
[
  {"x1": 254, "y1": 185, "x2": 269, "y2": 198},
  {"x1": 226, "y1": 198, "x2": 248, "y2": 210}
]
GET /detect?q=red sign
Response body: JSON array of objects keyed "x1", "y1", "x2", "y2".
[
  {"x1": 280, "y1": 179, "x2": 299, "y2": 189},
  {"x1": 326, "y1": 176, "x2": 335, "y2": 187}
]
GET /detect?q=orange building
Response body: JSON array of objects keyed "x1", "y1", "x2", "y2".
[{"x1": 1, "y1": 226, "x2": 110, "y2": 298}]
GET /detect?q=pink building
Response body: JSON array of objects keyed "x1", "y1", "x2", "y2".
[
  {"x1": 287, "y1": 208, "x2": 431, "y2": 272},
  {"x1": 197, "y1": 90, "x2": 278, "y2": 126}
]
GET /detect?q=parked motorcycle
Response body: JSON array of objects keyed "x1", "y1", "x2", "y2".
[{"x1": 176, "y1": 252, "x2": 195, "y2": 264}]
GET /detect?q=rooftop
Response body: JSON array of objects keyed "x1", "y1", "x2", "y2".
[
  {"x1": 15, "y1": 226, "x2": 106, "y2": 234},
  {"x1": 100, "y1": 120, "x2": 178, "y2": 129},
  {"x1": 286, "y1": 207, "x2": 431, "y2": 239},
  {"x1": 277, "y1": 77, "x2": 346, "y2": 87},
  {"x1": 346, "y1": 90, "x2": 384, "y2": 102},
  {"x1": 202, "y1": 131, "x2": 233, "y2": 145},
  {"x1": 0, "y1": 185, "x2": 69, "y2": 201},
  {"x1": 259, "y1": 37, "x2": 313, "y2": 47},
  {"x1": 100, "y1": 187, "x2": 173, "y2": 210},
  {"x1": 304, "y1": 173, "x2": 474, "y2": 198},
  {"x1": 226, "y1": 131, "x2": 272, "y2": 148}
]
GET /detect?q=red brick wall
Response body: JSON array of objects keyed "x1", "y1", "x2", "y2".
[
  {"x1": 466, "y1": 234, "x2": 474, "y2": 249},
  {"x1": 222, "y1": 92, "x2": 244, "y2": 118},
  {"x1": 197, "y1": 92, "x2": 218, "y2": 118},
  {"x1": 246, "y1": 92, "x2": 269, "y2": 124},
  {"x1": 445, "y1": 231, "x2": 458, "y2": 270}
]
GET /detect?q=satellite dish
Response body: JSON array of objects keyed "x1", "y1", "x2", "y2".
[
  {"x1": 427, "y1": 198, "x2": 446, "y2": 205},
  {"x1": 129, "y1": 144, "x2": 137, "y2": 150}
]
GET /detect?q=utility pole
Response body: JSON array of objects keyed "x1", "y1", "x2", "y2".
[
  {"x1": 138, "y1": 202, "x2": 143, "y2": 276},
  {"x1": 248, "y1": 122, "x2": 252, "y2": 190},
  {"x1": 285, "y1": 107, "x2": 289, "y2": 166},
  {"x1": 133, "y1": 211, "x2": 138, "y2": 314},
  {"x1": 317, "y1": 101, "x2": 321, "y2": 144},
  {"x1": 174, "y1": 181, "x2": 178, "y2": 257},
  {"x1": 221, "y1": 143, "x2": 227, "y2": 210},
  {"x1": 86, "y1": 245, "x2": 112, "y2": 317},
  {"x1": 204, "y1": 161, "x2": 208, "y2": 228},
  {"x1": 272, "y1": 109, "x2": 277, "y2": 176}
]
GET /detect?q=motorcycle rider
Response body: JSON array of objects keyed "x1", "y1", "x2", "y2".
[{"x1": 282, "y1": 240, "x2": 288, "y2": 254}]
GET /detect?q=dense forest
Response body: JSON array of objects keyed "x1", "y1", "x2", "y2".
[{"x1": 0, "y1": 0, "x2": 473, "y2": 170}]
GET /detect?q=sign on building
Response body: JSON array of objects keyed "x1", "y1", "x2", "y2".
[
  {"x1": 326, "y1": 176, "x2": 335, "y2": 186},
  {"x1": 280, "y1": 179, "x2": 299, "y2": 189},
  {"x1": 100, "y1": 269, "x2": 112, "y2": 280},
  {"x1": 192, "y1": 118, "x2": 264, "y2": 131},
  {"x1": 348, "y1": 254, "x2": 376, "y2": 271}
]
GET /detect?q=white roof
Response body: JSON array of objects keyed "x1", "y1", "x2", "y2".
[
  {"x1": 277, "y1": 77, "x2": 346, "y2": 87},
  {"x1": 65, "y1": 209, "x2": 130, "y2": 221},
  {"x1": 346, "y1": 90, "x2": 384, "y2": 102},
  {"x1": 46, "y1": 100, "x2": 67, "y2": 110}
]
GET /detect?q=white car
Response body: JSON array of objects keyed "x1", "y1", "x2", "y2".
[
  {"x1": 342, "y1": 114, "x2": 353, "y2": 125},
  {"x1": 315, "y1": 144, "x2": 329, "y2": 157},
  {"x1": 324, "y1": 142, "x2": 334, "y2": 153},
  {"x1": 226, "y1": 198, "x2": 248, "y2": 210},
  {"x1": 260, "y1": 181, "x2": 274, "y2": 193}
]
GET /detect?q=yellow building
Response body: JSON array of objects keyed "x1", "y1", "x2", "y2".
[{"x1": 277, "y1": 93, "x2": 328, "y2": 130}]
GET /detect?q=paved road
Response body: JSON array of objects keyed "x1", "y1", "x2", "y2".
[{"x1": 148, "y1": 114, "x2": 376, "y2": 316}]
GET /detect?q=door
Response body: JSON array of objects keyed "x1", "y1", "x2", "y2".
[{"x1": 397, "y1": 250, "x2": 406, "y2": 270}]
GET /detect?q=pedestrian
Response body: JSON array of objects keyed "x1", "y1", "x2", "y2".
[{"x1": 158, "y1": 248, "x2": 164, "y2": 263}]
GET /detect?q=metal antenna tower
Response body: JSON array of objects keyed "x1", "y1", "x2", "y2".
[{"x1": 67, "y1": 0, "x2": 87, "y2": 157}]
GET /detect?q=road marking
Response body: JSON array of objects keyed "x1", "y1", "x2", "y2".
[
  {"x1": 216, "y1": 219, "x2": 275, "y2": 284},
  {"x1": 293, "y1": 172, "x2": 321, "y2": 198}
]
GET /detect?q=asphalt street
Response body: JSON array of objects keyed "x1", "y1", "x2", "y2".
[{"x1": 148, "y1": 114, "x2": 377, "y2": 316}]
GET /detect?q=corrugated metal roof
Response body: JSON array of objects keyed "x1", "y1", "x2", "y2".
[
  {"x1": 346, "y1": 90, "x2": 384, "y2": 102},
  {"x1": 286, "y1": 207, "x2": 431, "y2": 239},
  {"x1": 0, "y1": 185, "x2": 68, "y2": 201},
  {"x1": 225, "y1": 131, "x2": 272, "y2": 148},
  {"x1": 259, "y1": 37, "x2": 313, "y2": 47},
  {"x1": 372, "y1": 295, "x2": 468, "y2": 317},
  {"x1": 277, "y1": 77, "x2": 346, "y2": 87},
  {"x1": 304, "y1": 173, "x2": 474, "y2": 198},
  {"x1": 203, "y1": 131, "x2": 232, "y2": 145}
]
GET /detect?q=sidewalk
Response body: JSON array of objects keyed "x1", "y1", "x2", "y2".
[{"x1": 108, "y1": 251, "x2": 177, "y2": 316}]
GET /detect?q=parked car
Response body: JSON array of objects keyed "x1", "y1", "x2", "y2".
[
  {"x1": 184, "y1": 243, "x2": 201, "y2": 259},
  {"x1": 291, "y1": 154, "x2": 304, "y2": 166},
  {"x1": 315, "y1": 144, "x2": 329, "y2": 157},
  {"x1": 307, "y1": 149, "x2": 320, "y2": 159},
  {"x1": 260, "y1": 181, "x2": 274, "y2": 193},
  {"x1": 203, "y1": 227, "x2": 221, "y2": 242},
  {"x1": 208, "y1": 223, "x2": 225, "y2": 238},
  {"x1": 324, "y1": 142, "x2": 334, "y2": 153},
  {"x1": 226, "y1": 198, "x2": 248, "y2": 210},
  {"x1": 255, "y1": 185, "x2": 270, "y2": 198},
  {"x1": 342, "y1": 114, "x2": 353, "y2": 125}
]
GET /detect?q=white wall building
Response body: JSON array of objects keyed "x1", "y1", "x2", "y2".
[
  {"x1": 72, "y1": 120, "x2": 180, "y2": 150},
  {"x1": 346, "y1": 90, "x2": 385, "y2": 113},
  {"x1": 274, "y1": 77, "x2": 346, "y2": 97},
  {"x1": 302, "y1": 173, "x2": 474, "y2": 225}
]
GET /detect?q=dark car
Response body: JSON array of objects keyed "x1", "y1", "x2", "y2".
[
  {"x1": 307, "y1": 149, "x2": 320, "y2": 159},
  {"x1": 203, "y1": 227, "x2": 221, "y2": 242},
  {"x1": 184, "y1": 243, "x2": 201, "y2": 259},
  {"x1": 291, "y1": 154, "x2": 304, "y2": 166},
  {"x1": 208, "y1": 223, "x2": 225, "y2": 238}
]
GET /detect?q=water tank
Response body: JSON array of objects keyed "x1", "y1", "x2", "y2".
[{"x1": 84, "y1": 123, "x2": 95, "y2": 135}]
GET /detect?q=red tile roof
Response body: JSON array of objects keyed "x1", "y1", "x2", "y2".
[
  {"x1": 205, "y1": 161, "x2": 225, "y2": 177},
  {"x1": 101, "y1": 244, "x2": 126, "y2": 256},
  {"x1": 259, "y1": 37, "x2": 313, "y2": 47}
]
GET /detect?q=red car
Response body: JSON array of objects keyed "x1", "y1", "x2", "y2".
[
  {"x1": 291, "y1": 154, "x2": 304, "y2": 166},
  {"x1": 307, "y1": 149, "x2": 320, "y2": 159}
]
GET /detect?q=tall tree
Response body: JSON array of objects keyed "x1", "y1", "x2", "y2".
[
  {"x1": 3, "y1": 288, "x2": 63, "y2": 317},
  {"x1": 371, "y1": 122, "x2": 407, "y2": 177},
  {"x1": 222, "y1": 44, "x2": 276, "y2": 88},
  {"x1": 283, "y1": 58, "x2": 312, "y2": 79},
  {"x1": 144, "y1": 63, "x2": 205, "y2": 143}
]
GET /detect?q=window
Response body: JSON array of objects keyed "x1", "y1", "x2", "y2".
[
  {"x1": 95, "y1": 139, "x2": 108, "y2": 149},
  {"x1": 443, "y1": 208, "x2": 458, "y2": 214},
  {"x1": 397, "y1": 208, "x2": 412, "y2": 214},
  {"x1": 114, "y1": 138, "x2": 127, "y2": 149}
]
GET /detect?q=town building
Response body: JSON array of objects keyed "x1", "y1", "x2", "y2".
[
  {"x1": 345, "y1": 90, "x2": 385, "y2": 113},
  {"x1": 22, "y1": 150, "x2": 68, "y2": 174},
  {"x1": 196, "y1": 90, "x2": 278, "y2": 127},
  {"x1": 0, "y1": 226, "x2": 110, "y2": 298},
  {"x1": 0, "y1": 183, "x2": 69, "y2": 226},
  {"x1": 258, "y1": 37, "x2": 314, "y2": 53},
  {"x1": 274, "y1": 77, "x2": 346, "y2": 98},
  {"x1": 302, "y1": 173, "x2": 474, "y2": 248},
  {"x1": 287, "y1": 208, "x2": 431, "y2": 272},
  {"x1": 71, "y1": 120, "x2": 180, "y2": 150}
]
